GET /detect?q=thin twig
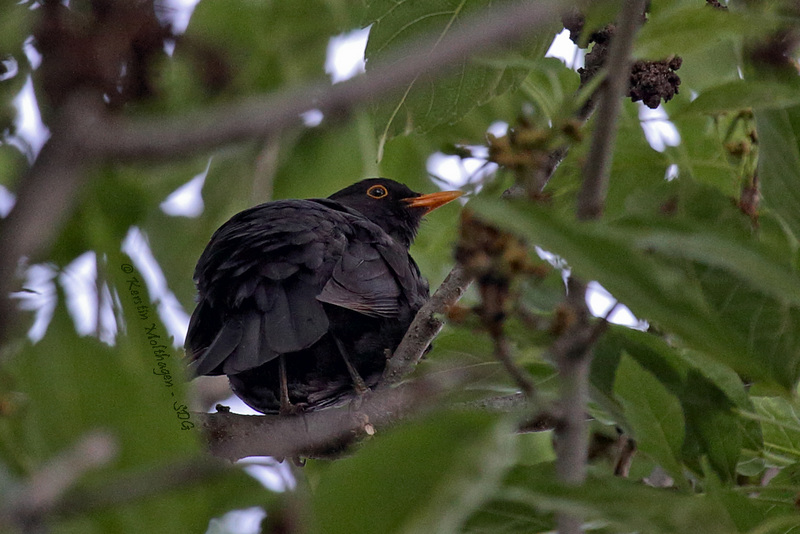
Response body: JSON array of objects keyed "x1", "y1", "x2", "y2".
[
  {"x1": 552, "y1": 278, "x2": 592, "y2": 534},
  {"x1": 613, "y1": 436, "x2": 637, "y2": 477},
  {"x1": 251, "y1": 136, "x2": 281, "y2": 204},
  {"x1": 491, "y1": 332, "x2": 536, "y2": 397},
  {"x1": 587, "y1": 300, "x2": 620, "y2": 346},
  {"x1": 576, "y1": 0, "x2": 647, "y2": 220},
  {"x1": 465, "y1": 392, "x2": 528, "y2": 412},
  {"x1": 381, "y1": 263, "x2": 473, "y2": 386},
  {"x1": 551, "y1": 278, "x2": 592, "y2": 475}
]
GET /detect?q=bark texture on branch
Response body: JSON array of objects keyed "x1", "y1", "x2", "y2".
[{"x1": 201, "y1": 374, "x2": 457, "y2": 461}]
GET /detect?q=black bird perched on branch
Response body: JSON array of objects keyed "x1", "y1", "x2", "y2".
[{"x1": 185, "y1": 178, "x2": 462, "y2": 415}]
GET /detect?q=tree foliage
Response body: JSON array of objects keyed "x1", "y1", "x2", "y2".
[{"x1": 2, "y1": 0, "x2": 800, "y2": 533}]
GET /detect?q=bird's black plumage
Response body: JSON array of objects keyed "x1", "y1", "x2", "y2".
[{"x1": 185, "y1": 178, "x2": 461, "y2": 414}]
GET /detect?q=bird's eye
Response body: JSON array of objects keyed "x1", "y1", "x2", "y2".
[{"x1": 367, "y1": 185, "x2": 388, "y2": 199}]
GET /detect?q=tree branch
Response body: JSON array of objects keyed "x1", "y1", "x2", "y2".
[
  {"x1": 1, "y1": 430, "x2": 118, "y2": 530},
  {"x1": 0, "y1": 94, "x2": 104, "y2": 340},
  {"x1": 55, "y1": 457, "x2": 230, "y2": 518},
  {"x1": 201, "y1": 372, "x2": 463, "y2": 462},
  {"x1": 381, "y1": 263, "x2": 473, "y2": 386},
  {"x1": 83, "y1": 0, "x2": 569, "y2": 161},
  {"x1": 555, "y1": 2, "x2": 647, "y2": 532},
  {"x1": 2, "y1": 454, "x2": 236, "y2": 530}
]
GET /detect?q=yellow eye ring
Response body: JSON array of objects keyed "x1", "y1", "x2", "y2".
[{"x1": 367, "y1": 185, "x2": 388, "y2": 199}]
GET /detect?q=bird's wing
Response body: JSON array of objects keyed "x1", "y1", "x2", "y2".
[
  {"x1": 186, "y1": 200, "x2": 347, "y2": 376},
  {"x1": 316, "y1": 237, "x2": 401, "y2": 317},
  {"x1": 316, "y1": 219, "x2": 415, "y2": 318},
  {"x1": 375, "y1": 240, "x2": 429, "y2": 312}
]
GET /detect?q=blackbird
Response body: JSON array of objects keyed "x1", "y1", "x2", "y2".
[{"x1": 185, "y1": 178, "x2": 462, "y2": 414}]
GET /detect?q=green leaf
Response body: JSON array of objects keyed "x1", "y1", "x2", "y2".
[
  {"x1": 627, "y1": 225, "x2": 800, "y2": 308},
  {"x1": 272, "y1": 118, "x2": 387, "y2": 202},
  {"x1": 666, "y1": 111, "x2": 742, "y2": 198},
  {"x1": 515, "y1": 57, "x2": 581, "y2": 122},
  {"x1": 685, "y1": 80, "x2": 800, "y2": 116},
  {"x1": 669, "y1": 42, "x2": 740, "y2": 94},
  {"x1": 702, "y1": 473, "x2": 776, "y2": 533},
  {"x1": 475, "y1": 197, "x2": 712, "y2": 343},
  {"x1": 635, "y1": 3, "x2": 769, "y2": 60},
  {"x1": 0, "y1": 143, "x2": 27, "y2": 190},
  {"x1": 6, "y1": 301, "x2": 197, "y2": 471},
  {"x1": 2, "y1": 285, "x2": 269, "y2": 532},
  {"x1": 554, "y1": 100, "x2": 673, "y2": 221},
  {"x1": 594, "y1": 326, "x2": 760, "y2": 481},
  {"x1": 463, "y1": 497, "x2": 555, "y2": 533},
  {"x1": 678, "y1": 352, "x2": 763, "y2": 463},
  {"x1": 470, "y1": 196, "x2": 800, "y2": 390},
  {"x1": 311, "y1": 411, "x2": 515, "y2": 534},
  {"x1": 184, "y1": 0, "x2": 336, "y2": 94},
  {"x1": 499, "y1": 463, "x2": 738, "y2": 534},
  {"x1": 605, "y1": 101, "x2": 673, "y2": 217},
  {"x1": 614, "y1": 353, "x2": 686, "y2": 484},
  {"x1": 681, "y1": 371, "x2": 742, "y2": 483},
  {"x1": 745, "y1": 397, "x2": 800, "y2": 467},
  {"x1": 757, "y1": 108, "x2": 800, "y2": 244},
  {"x1": 756, "y1": 462, "x2": 800, "y2": 508},
  {"x1": 364, "y1": 0, "x2": 557, "y2": 157}
]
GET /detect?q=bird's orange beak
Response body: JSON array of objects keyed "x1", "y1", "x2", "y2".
[{"x1": 404, "y1": 190, "x2": 463, "y2": 214}]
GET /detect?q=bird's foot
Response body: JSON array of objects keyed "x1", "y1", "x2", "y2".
[
  {"x1": 279, "y1": 400, "x2": 306, "y2": 417},
  {"x1": 349, "y1": 387, "x2": 373, "y2": 411}
]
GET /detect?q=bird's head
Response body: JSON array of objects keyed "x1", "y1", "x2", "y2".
[{"x1": 328, "y1": 178, "x2": 463, "y2": 247}]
